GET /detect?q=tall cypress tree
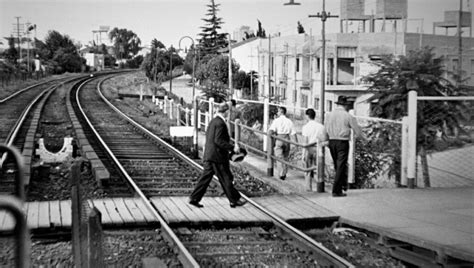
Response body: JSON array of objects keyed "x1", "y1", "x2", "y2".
[{"x1": 198, "y1": 0, "x2": 228, "y2": 56}]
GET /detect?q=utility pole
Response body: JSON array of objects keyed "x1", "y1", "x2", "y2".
[
  {"x1": 228, "y1": 34, "x2": 233, "y2": 99},
  {"x1": 169, "y1": 45, "x2": 173, "y2": 95},
  {"x1": 458, "y1": 0, "x2": 463, "y2": 86},
  {"x1": 309, "y1": 0, "x2": 338, "y2": 193},
  {"x1": 15, "y1": 17, "x2": 21, "y2": 63}
]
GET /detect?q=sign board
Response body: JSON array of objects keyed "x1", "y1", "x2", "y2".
[
  {"x1": 99, "y1": 25, "x2": 110, "y2": 32},
  {"x1": 170, "y1": 126, "x2": 194, "y2": 137}
]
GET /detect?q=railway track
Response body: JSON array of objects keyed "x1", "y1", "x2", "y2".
[{"x1": 72, "y1": 74, "x2": 354, "y2": 267}]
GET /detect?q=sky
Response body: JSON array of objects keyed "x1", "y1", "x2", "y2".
[{"x1": 0, "y1": 0, "x2": 469, "y2": 50}]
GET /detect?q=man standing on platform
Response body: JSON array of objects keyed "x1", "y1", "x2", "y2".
[
  {"x1": 301, "y1": 108, "x2": 328, "y2": 191},
  {"x1": 269, "y1": 106, "x2": 297, "y2": 180},
  {"x1": 189, "y1": 102, "x2": 247, "y2": 208},
  {"x1": 326, "y1": 96, "x2": 364, "y2": 197}
]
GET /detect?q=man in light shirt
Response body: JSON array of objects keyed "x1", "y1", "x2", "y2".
[
  {"x1": 269, "y1": 106, "x2": 297, "y2": 180},
  {"x1": 326, "y1": 96, "x2": 364, "y2": 197},
  {"x1": 301, "y1": 108, "x2": 328, "y2": 191}
]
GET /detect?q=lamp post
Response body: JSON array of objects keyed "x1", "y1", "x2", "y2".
[
  {"x1": 179, "y1": 36, "x2": 198, "y2": 157},
  {"x1": 285, "y1": 0, "x2": 338, "y2": 193},
  {"x1": 168, "y1": 45, "x2": 173, "y2": 95}
]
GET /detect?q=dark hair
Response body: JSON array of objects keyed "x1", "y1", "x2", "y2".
[
  {"x1": 278, "y1": 106, "x2": 287, "y2": 115},
  {"x1": 230, "y1": 99, "x2": 236, "y2": 106},
  {"x1": 305, "y1": 108, "x2": 315, "y2": 119}
]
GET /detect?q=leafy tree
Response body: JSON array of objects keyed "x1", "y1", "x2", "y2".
[
  {"x1": 43, "y1": 30, "x2": 83, "y2": 73},
  {"x1": 109, "y1": 27, "x2": 141, "y2": 59},
  {"x1": 297, "y1": 21, "x2": 305, "y2": 34},
  {"x1": 256, "y1": 20, "x2": 266, "y2": 38},
  {"x1": 151, "y1": 38, "x2": 165, "y2": 49},
  {"x1": 142, "y1": 48, "x2": 168, "y2": 83},
  {"x1": 183, "y1": 45, "x2": 198, "y2": 75},
  {"x1": 195, "y1": 54, "x2": 239, "y2": 102},
  {"x1": 362, "y1": 47, "x2": 469, "y2": 187},
  {"x1": 3, "y1": 36, "x2": 18, "y2": 64},
  {"x1": 198, "y1": 0, "x2": 228, "y2": 56}
]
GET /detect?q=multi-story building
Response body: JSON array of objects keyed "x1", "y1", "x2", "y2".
[{"x1": 230, "y1": 0, "x2": 474, "y2": 116}]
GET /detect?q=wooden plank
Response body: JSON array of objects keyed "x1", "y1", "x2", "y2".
[
  {"x1": 60, "y1": 200, "x2": 72, "y2": 227},
  {"x1": 291, "y1": 195, "x2": 337, "y2": 217},
  {"x1": 257, "y1": 197, "x2": 300, "y2": 220},
  {"x1": 152, "y1": 197, "x2": 186, "y2": 223},
  {"x1": 37, "y1": 201, "x2": 50, "y2": 228},
  {"x1": 102, "y1": 198, "x2": 125, "y2": 225},
  {"x1": 91, "y1": 199, "x2": 114, "y2": 225},
  {"x1": 200, "y1": 198, "x2": 227, "y2": 222},
  {"x1": 271, "y1": 196, "x2": 308, "y2": 218},
  {"x1": 132, "y1": 198, "x2": 157, "y2": 223},
  {"x1": 27, "y1": 201, "x2": 40, "y2": 229},
  {"x1": 158, "y1": 197, "x2": 193, "y2": 222},
  {"x1": 169, "y1": 197, "x2": 204, "y2": 222},
  {"x1": 216, "y1": 197, "x2": 254, "y2": 222},
  {"x1": 242, "y1": 203, "x2": 271, "y2": 222},
  {"x1": 123, "y1": 198, "x2": 147, "y2": 224},
  {"x1": 112, "y1": 198, "x2": 135, "y2": 224},
  {"x1": 195, "y1": 197, "x2": 224, "y2": 223},
  {"x1": 49, "y1": 200, "x2": 62, "y2": 227},
  {"x1": 2, "y1": 208, "x2": 15, "y2": 231}
]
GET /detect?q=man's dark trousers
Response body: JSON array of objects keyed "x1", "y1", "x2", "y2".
[
  {"x1": 190, "y1": 161, "x2": 241, "y2": 203},
  {"x1": 328, "y1": 140, "x2": 349, "y2": 194}
]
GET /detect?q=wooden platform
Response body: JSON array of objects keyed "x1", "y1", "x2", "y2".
[{"x1": 0, "y1": 195, "x2": 339, "y2": 232}]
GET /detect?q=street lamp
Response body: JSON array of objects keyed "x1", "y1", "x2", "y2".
[
  {"x1": 168, "y1": 45, "x2": 173, "y2": 95},
  {"x1": 179, "y1": 36, "x2": 198, "y2": 157},
  {"x1": 285, "y1": 0, "x2": 337, "y2": 193}
]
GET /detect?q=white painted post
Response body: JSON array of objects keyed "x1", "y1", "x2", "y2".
[
  {"x1": 152, "y1": 94, "x2": 155, "y2": 104},
  {"x1": 163, "y1": 98, "x2": 168, "y2": 114},
  {"x1": 209, "y1": 98, "x2": 215, "y2": 118},
  {"x1": 169, "y1": 99, "x2": 174, "y2": 119},
  {"x1": 193, "y1": 96, "x2": 199, "y2": 158},
  {"x1": 263, "y1": 97, "x2": 269, "y2": 152},
  {"x1": 205, "y1": 112, "x2": 209, "y2": 131},
  {"x1": 176, "y1": 104, "x2": 181, "y2": 125},
  {"x1": 348, "y1": 130, "x2": 355, "y2": 184},
  {"x1": 185, "y1": 108, "x2": 190, "y2": 126},
  {"x1": 401, "y1": 116, "x2": 409, "y2": 186},
  {"x1": 407, "y1": 90, "x2": 418, "y2": 188},
  {"x1": 139, "y1": 84, "x2": 143, "y2": 101}
]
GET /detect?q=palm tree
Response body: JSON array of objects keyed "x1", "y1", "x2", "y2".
[{"x1": 362, "y1": 47, "x2": 469, "y2": 187}]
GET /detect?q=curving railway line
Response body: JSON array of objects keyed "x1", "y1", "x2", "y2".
[{"x1": 70, "y1": 74, "x2": 354, "y2": 267}]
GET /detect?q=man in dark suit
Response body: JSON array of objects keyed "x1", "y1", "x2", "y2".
[{"x1": 189, "y1": 102, "x2": 247, "y2": 208}]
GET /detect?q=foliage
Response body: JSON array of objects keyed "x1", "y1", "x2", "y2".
[
  {"x1": 126, "y1": 55, "x2": 143, "y2": 69},
  {"x1": 362, "y1": 46, "x2": 469, "y2": 186},
  {"x1": 151, "y1": 39, "x2": 165, "y2": 49},
  {"x1": 141, "y1": 48, "x2": 169, "y2": 83},
  {"x1": 195, "y1": 54, "x2": 239, "y2": 102},
  {"x1": 43, "y1": 30, "x2": 83, "y2": 73},
  {"x1": 183, "y1": 45, "x2": 197, "y2": 75},
  {"x1": 256, "y1": 20, "x2": 266, "y2": 38},
  {"x1": 198, "y1": 0, "x2": 228, "y2": 56},
  {"x1": 354, "y1": 122, "x2": 402, "y2": 188},
  {"x1": 3, "y1": 37, "x2": 18, "y2": 64},
  {"x1": 297, "y1": 21, "x2": 305, "y2": 34},
  {"x1": 109, "y1": 27, "x2": 141, "y2": 59}
]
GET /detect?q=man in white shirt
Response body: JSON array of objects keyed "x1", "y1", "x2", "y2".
[
  {"x1": 268, "y1": 106, "x2": 297, "y2": 180},
  {"x1": 301, "y1": 108, "x2": 328, "y2": 191}
]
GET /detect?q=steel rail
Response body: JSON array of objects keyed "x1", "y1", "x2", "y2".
[
  {"x1": 74, "y1": 76, "x2": 199, "y2": 268},
  {"x1": 94, "y1": 77, "x2": 354, "y2": 267}
]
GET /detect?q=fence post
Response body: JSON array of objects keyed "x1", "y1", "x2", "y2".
[
  {"x1": 87, "y1": 207, "x2": 103, "y2": 267},
  {"x1": 401, "y1": 116, "x2": 409, "y2": 186},
  {"x1": 193, "y1": 96, "x2": 199, "y2": 158},
  {"x1": 235, "y1": 119, "x2": 241, "y2": 147},
  {"x1": 163, "y1": 98, "x2": 168, "y2": 114},
  {"x1": 266, "y1": 130, "x2": 274, "y2": 176},
  {"x1": 263, "y1": 97, "x2": 270, "y2": 152},
  {"x1": 71, "y1": 162, "x2": 83, "y2": 268},
  {"x1": 209, "y1": 98, "x2": 215, "y2": 118},
  {"x1": 316, "y1": 143, "x2": 325, "y2": 192},
  {"x1": 139, "y1": 84, "x2": 143, "y2": 101},
  {"x1": 169, "y1": 99, "x2": 174, "y2": 119},
  {"x1": 185, "y1": 108, "x2": 190, "y2": 126},
  {"x1": 177, "y1": 104, "x2": 181, "y2": 125},
  {"x1": 347, "y1": 129, "x2": 355, "y2": 185},
  {"x1": 407, "y1": 90, "x2": 418, "y2": 188},
  {"x1": 205, "y1": 112, "x2": 210, "y2": 131}
]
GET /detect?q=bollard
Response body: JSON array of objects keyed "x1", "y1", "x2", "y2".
[
  {"x1": 0, "y1": 196, "x2": 30, "y2": 268},
  {"x1": 407, "y1": 90, "x2": 417, "y2": 188},
  {"x1": 266, "y1": 130, "x2": 274, "y2": 176}
]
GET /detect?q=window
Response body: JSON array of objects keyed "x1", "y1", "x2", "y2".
[
  {"x1": 316, "y1": 58, "x2": 320, "y2": 73},
  {"x1": 302, "y1": 95, "x2": 308, "y2": 108},
  {"x1": 314, "y1": 98, "x2": 320, "y2": 110},
  {"x1": 452, "y1": 59, "x2": 459, "y2": 71},
  {"x1": 296, "y1": 58, "x2": 300, "y2": 72},
  {"x1": 293, "y1": 90, "x2": 297, "y2": 103},
  {"x1": 281, "y1": 87, "x2": 286, "y2": 100},
  {"x1": 327, "y1": 100, "x2": 333, "y2": 111}
]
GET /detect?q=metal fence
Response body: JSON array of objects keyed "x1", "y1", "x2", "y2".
[{"x1": 411, "y1": 95, "x2": 474, "y2": 188}]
